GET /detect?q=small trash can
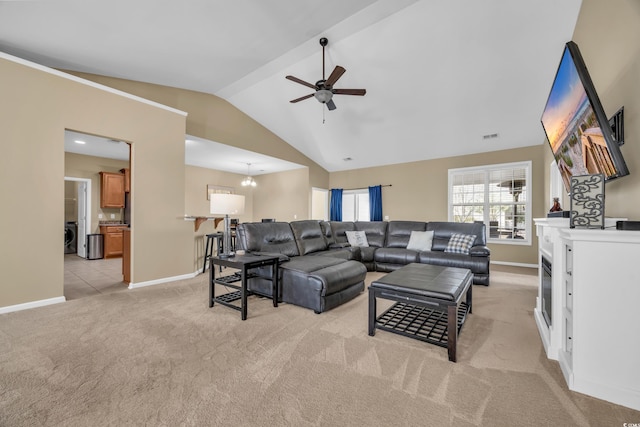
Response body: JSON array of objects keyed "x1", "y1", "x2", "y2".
[{"x1": 86, "y1": 234, "x2": 104, "y2": 260}]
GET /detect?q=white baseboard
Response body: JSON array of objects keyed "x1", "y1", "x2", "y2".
[
  {"x1": 0, "y1": 296, "x2": 66, "y2": 314},
  {"x1": 128, "y1": 272, "x2": 198, "y2": 290},
  {"x1": 491, "y1": 260, "x2": 538, "y2": 269}
]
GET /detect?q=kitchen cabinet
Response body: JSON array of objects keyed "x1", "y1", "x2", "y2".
[
  {"x1": 120, "y1": 168, "x2": 130, "y2": 193},
  {"x1": 99, "y1": 172, "x2": 124, "y2": 208},
  {"x1": 100, "y1": 225, "x2": 126, "y2": 258}
]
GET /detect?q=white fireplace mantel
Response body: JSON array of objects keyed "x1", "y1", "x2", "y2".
[{"x1": 533, "y1": 217, "x2": 640, "y2": 411}]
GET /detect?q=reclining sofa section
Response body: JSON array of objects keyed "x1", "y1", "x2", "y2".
[{"x1": 235, "y1": 220, "x2": 490, "y2": 314}]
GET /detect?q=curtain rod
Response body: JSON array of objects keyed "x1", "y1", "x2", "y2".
[{"x1": 339, "y1": 184, "x2": 392, "y2": 191}]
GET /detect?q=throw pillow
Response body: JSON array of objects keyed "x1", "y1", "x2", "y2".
[
  {"x1": 345, "y1": 230, "x2": 369, "y2": 247},
  {"x1": 444, "y1": 233, "x2": 476, "y2": 254},
  {"x1": 406, "y1": 230, "x2": 434, "y2": 252}
]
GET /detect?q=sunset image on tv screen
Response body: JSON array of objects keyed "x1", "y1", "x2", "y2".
[{"x1": 541, "y1": 47, "x2": 616, "y2": 190}]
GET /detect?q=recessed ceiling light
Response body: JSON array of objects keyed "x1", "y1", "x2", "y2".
[{"x1": 74, "y1": 140, "x2": 86, "y2": 144}]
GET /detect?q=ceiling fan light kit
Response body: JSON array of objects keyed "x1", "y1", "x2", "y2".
[{"x1": 286, "y1": 37, "x2": 366, "y2": 111}]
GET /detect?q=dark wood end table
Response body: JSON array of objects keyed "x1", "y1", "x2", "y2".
[{"x1": 209, "y1": 254, "x2": 280, "y2": 320}]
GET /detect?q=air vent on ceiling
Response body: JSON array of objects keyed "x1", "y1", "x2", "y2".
[{"x1": 482, "y1": 133, "x2": 499, "y2": 140}]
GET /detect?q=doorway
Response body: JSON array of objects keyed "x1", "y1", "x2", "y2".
[
  {"x1": 64, "y1": 129, "x2": 131, "y2": 299},
  {"x1": 64, "y1": 177, "x2": 91, "y2": 258},
  {"x1": 311, "y1": 187, "x2": 329, "y2": 220}
]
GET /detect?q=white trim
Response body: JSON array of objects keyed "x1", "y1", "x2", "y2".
[
  {"x1": 64, "y1": 176, "x2": 92, "y2": 258},
  {"x1": 0, "y1": 296, "x2": 66, "y2": 314},
  {"x1": 128, "y1": 272, "x2": 197, "y2": 290},
  {"x1": 1, "y1": 51, "x2": 187, "y2": 117},
  {"x1": 448, "y1": 160, "x2": 532, "y2": 245},
  {"x1": 491, "y1": 260, "x2": 538, "y2": 269}
]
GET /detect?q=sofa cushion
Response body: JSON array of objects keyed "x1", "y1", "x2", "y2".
[
  {"x1": 419, "y1": 251, "x2": 489, "y2": 275},
  {"x1": 374, "y1": 247, "x2": 419, "y2": 265},
  {"x1": 290, "y1": 220, "x2": 328, "y2": 255},
  {"x1": 330, "y1": 221, "x2": 356, "y2": 244},
  {"x1": 444, "y1": 233, "x2": 476, "y2": 254},
  {"x1": 236, "y1": 222, "x2": 300, "y2": 257},
  {"x1": 406, "y1": 230, "x2": 434, "y2": 252},
  {"x1": 319, "y1": 221, "x2": 335, "y2": 245},
  {"x1": 354, "y1": 221, "x2": 387, "y2": 247},
  {"x1": 386, "y1": 221, "x2": 427, "y2": 248},
  {"x1": 345, "y1": 230, "x2": 369, "y2": 247},
  {"x1": 427, "y1": 221, "x2": 486, "y2": 251}
]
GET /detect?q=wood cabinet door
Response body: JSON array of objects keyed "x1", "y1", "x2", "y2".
[
  {"x1": 101, "y1": 226, "x2": 124, "y2": 258},
  {"x1": 100, "y1": 172, "x2": 124, "y2": 208},
  {"x1": 120, "y1": 168, "x2": 130, "y2": 193}
]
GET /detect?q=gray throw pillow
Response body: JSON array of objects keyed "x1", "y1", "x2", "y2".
[
  {"x1": 345, "y1": 230, "x2": 369, "y2": 247},
  {"x1": 406, "y1": 230, "x2": 434, "y2": 251}
]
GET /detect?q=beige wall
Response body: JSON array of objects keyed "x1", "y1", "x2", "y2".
[
  {"x1": 0, "y1": 56, "x2": 189, "y2": 307},
  {"x1": 330, "y1": 145, "x2": 546, "y2": 265},
  {"x1": 252, "y1": 168, "x2": 310, "y2": 222},
  {"x1": 547, "y1": 0, "x2": 640, "y2": 219},
  {"x1": 65, "y1": 152, "x2": 130, "y2": 233}
]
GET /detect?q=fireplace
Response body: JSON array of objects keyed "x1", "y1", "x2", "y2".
[{"x1": 541, "y1": 255, "x2": 552, "y2": 327}]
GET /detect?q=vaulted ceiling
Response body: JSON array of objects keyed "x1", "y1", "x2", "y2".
[{"x1": 0, "y1": 0, "x2": 583, "y2": 173}]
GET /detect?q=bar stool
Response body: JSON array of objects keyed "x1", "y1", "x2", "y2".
[{"x1": 203, "y1": 232, "x2": 224, "y2": 274}]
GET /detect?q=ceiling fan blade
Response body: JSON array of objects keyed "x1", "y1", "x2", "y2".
[
  {"x1": 286, "y1": 75, "x2": 317, "y2": 90},
  {"x1": 333, "y1": 88, "x2": 367, "y2": 96},
  {"x1": 326, "y1": 99, "x2": 337, "y2": 111},
  {"x1": 325, "y1": 66, "x2": 346, "y2": 87},
  {"x1": 290, "y1": 93, "x2": 315, "y2": 103}
]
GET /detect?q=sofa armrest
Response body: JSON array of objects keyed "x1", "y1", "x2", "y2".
[
  {"x1": 249, "y1": 251, "x2": 290, "y2": 263},
  {"x1": 469, "y1": 246, "x2": 490, "y2": 257}
]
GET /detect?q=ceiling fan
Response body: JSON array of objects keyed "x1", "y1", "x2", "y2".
[{"x1": 286, "y1": 37, "x2": 366, "y2": 111}]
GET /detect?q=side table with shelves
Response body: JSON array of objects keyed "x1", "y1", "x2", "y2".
[{"x1": 209, "y1": 254, "x2": 280, "y2": 320}]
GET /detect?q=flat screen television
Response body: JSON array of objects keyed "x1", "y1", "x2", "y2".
[{"x1": 541, "y1": 41, "x2": 629, "y2": 192}]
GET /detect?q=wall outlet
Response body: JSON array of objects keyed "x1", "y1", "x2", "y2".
[
  {"x1": 384, "y1": 215, "x2": 389, "y2": 220},
  {"x1": 110, "y1": 214, "x2": 115, "y2": 219},
  {"x1": 294, "y1": 214, "x2": 297, "y2": 219},
  {"x1": 98, "y1": 214, "x2": 103, "y2": 219}
]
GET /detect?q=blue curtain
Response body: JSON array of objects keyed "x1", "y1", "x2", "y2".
[
  {"x1": 369, "y1": 185, "x2": 383, "y2": 221},
  {"x1": 330, "y1": 188, "x2": 343, "y2": 221}
]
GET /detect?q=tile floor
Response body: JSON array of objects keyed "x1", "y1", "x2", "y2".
[{"x1": 64, "y1": 254, "x2": 128, "y2": 300}]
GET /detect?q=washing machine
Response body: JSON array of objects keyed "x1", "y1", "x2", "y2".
[{"x1": 64, "y1": 221, "x2": 77, "y2": 254}]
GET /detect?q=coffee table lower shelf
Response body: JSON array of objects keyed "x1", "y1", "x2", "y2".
[{"x1": 374, "y1": 301, "x2": 470, "y2": 349}]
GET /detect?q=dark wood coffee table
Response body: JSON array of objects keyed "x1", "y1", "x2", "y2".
[{"x1": 368, "y1": 263, "x2": 472, "y2": 362}]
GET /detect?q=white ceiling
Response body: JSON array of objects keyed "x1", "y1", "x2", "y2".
[{"x1": 2, "y1": 0, "x2": 583, "y2": 173}]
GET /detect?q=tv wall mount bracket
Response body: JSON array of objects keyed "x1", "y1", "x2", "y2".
[{"x1": 609, "y1": 106, "x2": 624, "y2": 146}]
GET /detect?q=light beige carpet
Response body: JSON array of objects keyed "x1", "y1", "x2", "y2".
[{"x1": 1, "y1": 265, "x2": 638, "y2": 426}]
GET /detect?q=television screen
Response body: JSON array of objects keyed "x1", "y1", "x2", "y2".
[{"x1": 541, "y1": 41, "x2": 629, "y2": 192}]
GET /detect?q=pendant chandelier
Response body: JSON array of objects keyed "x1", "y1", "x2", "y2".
[{"x1": 241, "y1": 163, "x2": 256, "y2": 187}]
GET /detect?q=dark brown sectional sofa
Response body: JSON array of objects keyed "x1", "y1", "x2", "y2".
[{"x1": 235, "y1": 220, "x2": 490, "y2": 313}]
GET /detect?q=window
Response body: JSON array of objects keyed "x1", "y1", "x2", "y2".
[
  {"x1": 342, "y1": 189, "x2": 370, "y2": 221},
  {"x1": 449, "y1": 161, "x2": 531, "y2": 244}
]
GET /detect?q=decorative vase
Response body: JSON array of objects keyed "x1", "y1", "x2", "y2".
[{"x1": 550, "y1": 197, "x2": 562, "y2": 212}]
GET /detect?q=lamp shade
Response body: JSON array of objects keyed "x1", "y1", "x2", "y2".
[{"x1": 210, "y1": 193, "x2": 245, "y2": 216}]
